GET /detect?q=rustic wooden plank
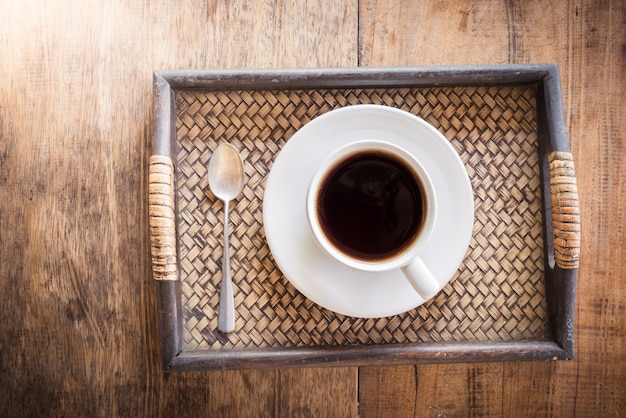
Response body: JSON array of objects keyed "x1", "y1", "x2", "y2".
[
  {"x1": 157, "y1": 368, "x2": 356, "y2": 418},
  {"x1": 358, "y1": 0, "x2": 626, "y2": 416},
  {"x1": 358, "y1": 366, "x2": 417, "y2": 417},
  {"x1": 278, "y1": 368, "x2": 357, "y2": 417},
  {"x1": 0, "y1": 0, "x2": 357, "y2": 416},
  {"x1": 360, "y1": 364, "x2": 505, "y2": 417}
]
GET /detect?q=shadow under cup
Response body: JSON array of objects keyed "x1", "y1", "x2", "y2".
[{"x1": 306, "y1": 140, "x2": 437, "y2": 276}]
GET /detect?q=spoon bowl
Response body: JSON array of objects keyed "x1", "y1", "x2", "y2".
[
  {"x1": 208, "y1": 144, "x2": 245, "y2": 201},
  {"x1": 207, "y1": 143, "x2": 245, "y2": 333}
]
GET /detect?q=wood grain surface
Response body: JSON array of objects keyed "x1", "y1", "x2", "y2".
[
  {"x1": 0, "y1": 1, "x2": 357, "y2": 417},
  {"x1": 0, "y1": 1, "x2": 623, "y2": 417},
  {"x1": 359, "y1": 0, "x2": 625, "y2": 416}
]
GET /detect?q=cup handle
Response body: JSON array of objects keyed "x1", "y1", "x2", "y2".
[{"x1": 400, "y1": 257, "x2": 441, "y2": 300}]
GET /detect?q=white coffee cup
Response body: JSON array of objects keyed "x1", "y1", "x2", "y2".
[{"x1": 306, "y1": 140, "x2": 441, "y2": 300}]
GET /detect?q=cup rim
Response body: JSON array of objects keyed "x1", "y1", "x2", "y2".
[{"x1": 306, "y1": 139, "x2": 437, "y2": 272}]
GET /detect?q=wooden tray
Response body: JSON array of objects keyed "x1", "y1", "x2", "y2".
[{"x1": 149, "y1": 65, "x2": 579, "y2": 371}]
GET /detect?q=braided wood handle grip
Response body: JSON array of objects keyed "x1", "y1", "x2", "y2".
[
  {"x1": 549, "y1": 151, "x2": 580, "y2": 269},
  {"x1": 149, "y1": 155, "x2": 178, "y2": 280}
]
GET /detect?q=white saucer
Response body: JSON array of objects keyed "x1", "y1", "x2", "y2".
[{"x1": 263, "y1": 105, "x2": 474, "y2": 318}]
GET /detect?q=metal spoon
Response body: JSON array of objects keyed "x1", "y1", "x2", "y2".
[{"x1": 207, "y1": 143, "x2": 245, "y2": 333}]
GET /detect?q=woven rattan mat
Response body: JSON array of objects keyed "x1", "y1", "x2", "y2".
[{"x1": 174, "y1": 85, "x2": 548, "y2": 350}]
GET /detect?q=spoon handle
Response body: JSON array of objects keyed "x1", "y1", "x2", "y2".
[{"x1": 218, "y1": 200, "x2": 235, "y2": 333}]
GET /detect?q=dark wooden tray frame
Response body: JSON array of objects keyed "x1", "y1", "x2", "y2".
[{"x1": 150, "y1": 65, "x2": 578, "y2": 372}]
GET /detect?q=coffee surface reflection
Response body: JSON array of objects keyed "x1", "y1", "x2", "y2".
[{"x1": 317, "y1": 151, "x2": 425, "y2": 261}]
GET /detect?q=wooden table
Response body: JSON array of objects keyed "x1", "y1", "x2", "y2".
[{"x1": 1, "y1": 1, "x2": 623, "y2": 416}]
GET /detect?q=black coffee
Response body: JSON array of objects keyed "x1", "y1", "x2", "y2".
[{"x1": 317, "y1": 151, "x2": 425, "y2": 261}]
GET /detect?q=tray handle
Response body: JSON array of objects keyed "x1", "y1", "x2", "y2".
[
  {"x1": 149, "y1": 155, "x2": 178, "y2": 281},
  {"x1": 548, "y1": 151, "x2": 580, "y2": 269}
]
